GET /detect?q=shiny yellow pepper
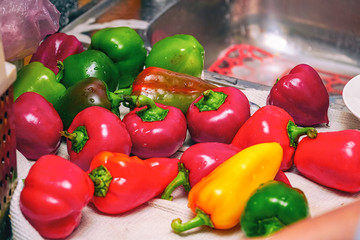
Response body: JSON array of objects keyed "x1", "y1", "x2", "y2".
[{"x1": 171, "y1": 142, "x2": 283, "y2": 232}]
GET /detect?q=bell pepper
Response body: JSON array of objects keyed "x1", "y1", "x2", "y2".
[
  {"x1": 20, "y1": 154, "x2": 94, "y2": 239},
  {"x1": 88, "y1": 151, "x2": 179, "y2": 214},
  {"x1": 267, "y1": 64, "x2": 329, "y2": 126},
  {"x1": 30, "y1": 32, "x2": 84, "y2": 74},
  {"x1": 13, "y1": 61, "x2": 66, "y2": 105},
  {"x1": 61, "y1": 49, "x2": 119, "y2": 91},
  {"x1": 231, "y1": 105, "x2": 318, "y2": 171},
  {"x1": 89, "y1": 26, "x2": 147, "y2": 88},
  {"x1": 132, "y1": 67, "x2": 216, "y2": 114},
  {"x1": 122, "y1": 95, "x2": 187, "y2": 158},
  {"x1": 61, "y1": 106, "x2": 132, "y2": 171},
  {"x1": 54, "y1": 77, "x2": 127, "y2": 129},
  {"x1": 171, "y1": 142, "x2": 283, "y2": 232},
  {"x1": 240, "y1": 180, "x2": 309, "y2": 237},
  {"x1": 294, "y1": 129, "x2": 360, "y2": 193},
  {"x1": 145, "y1": 34, "x2": 205, "y2": 78},
  {"x1": 187, "y1": 86, "x2": 250, "y2": 143}
]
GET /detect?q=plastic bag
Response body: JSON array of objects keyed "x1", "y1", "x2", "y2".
[{"x1": 0, "y1": 0, "x2": 60, "y2": 61}]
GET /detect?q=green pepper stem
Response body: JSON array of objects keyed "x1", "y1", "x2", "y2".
[
  {"x1": 161, "y1": 162, "x2": 191, "y2": 200},
  {"x1": 194, "y1": 90, "x2": 227, "y2": 112},
  {"x1": 60, "y1": 126, "x2": 89, "y2": 153},
  {"x1": 55, "y1": 61, "x2": 64, "y2": 83},
  {"x1": 135, "y1": 95, "x2": 169, "y2": 122},
  {"x1": 171, "y1": 208, "x2": 214, "y2": 233},
  {"x1": 88, "y1": 165, "x2": 113, "y2": 197},
  {"x1": 287, "y1": 120, "x2": 317, "y2": 147}
]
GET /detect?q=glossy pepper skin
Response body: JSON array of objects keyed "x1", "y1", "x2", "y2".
[
  {"x1": 187, "y1": 87, "x2": 250, "y2": 143},
  {"x1": 20, "y1": 155, "x2": 94, "y2": 239},
  {"x1": 14, "y1": 92, "x2": 63, "y2": 160},
  {"x1": 145, "y1": 34, "x2": 204, "y2": 78},
  {"x1": 231, "y1": 105, "x2": 318, "y2": 171},
  {"x1": 61, "y1": 49, "x2": 119, "y2": 91},
  {"x1": 132, "y1": 67, "x2": 216, "y2": 114},
  {"x1": 30, "y1": 32, "x2": 84, "y2": 74},
  {"x1": 89, "y1": 27, "x2": 147, "y2": 88},
  {"x1": 122, "y1": 95, "x2": 187, "y2": 158},
  {"x1": 88, "y1": 151, "x2": 179, "y2": 214},
  {"x1": 171, "y1": 142, "x2": 283, "y2": 232},
  {"x1": 267, "y1": 64, "x2": 329, "y2": 126},
  {"x1": 294, "y1": 130, "x2": 360, "y2": 193},
  {"x1": 61, "y1": 106, "x2": 132, "y2": 171},
  {"x1": 241, "y1": 180, "x2": 309, "y2": 237},
  {"x1": 13, "y1": 61, "x2": 66, "y2": 105}
]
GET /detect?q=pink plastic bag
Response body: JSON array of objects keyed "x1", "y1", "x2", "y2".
[{"x1": 0, "y1": 0, "x2": 60, "y2": 61}]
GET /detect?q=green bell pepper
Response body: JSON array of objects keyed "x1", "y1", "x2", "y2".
[
  {"x1": 145, "y1": 34, "x2": 205, "y2": 78},
  {"x1": 240, "y1": 180, "x2": 310, "y2": 237},
  {"x1": 89, "y1": 27, "x2": 147, "y2": 89},
  {"x1": 13, "y1": 61, "x2": 66, "y2": 105},
  {"x1": 61, "y1": 49, "x2": 119, "y2": 91}
]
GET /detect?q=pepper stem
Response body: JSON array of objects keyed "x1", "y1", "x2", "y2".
[
  {"x1": 287, "y1": 120, "x2": 317, "y2": 147},
  {"x1": 171, "y1": 208, "x2": 214, "y2": 233},
  {"x1": 88, "y1": 165, "x2": 113, "y2": 197},
  {"x1": 135, "y1": 95, "x2": 169, "y2": 122},
  {"x1": 194, "y1": 90, "x2": 227, "y2": 112},
  {"x1": 161, "y1": 162, "x2": 191, "y2": 200},
  {"x1": 60, "y1": 126, "x2": 89, "y2": 153},
  {"x1": 55, "y1": 61, "x2": 64, "y2": 83}
]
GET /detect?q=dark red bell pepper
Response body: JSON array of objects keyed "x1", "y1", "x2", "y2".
[
  {"x1": 30, "y1": 32, "x2": 84, "y2": 74},
  {"x1": 294, "y1": 129, "x2": 360, "y2": 193},
  {"x1": 61, "y1": 106, "x2": 132, "y2": 171},
  {"x1": 20, "y1": 154, "x2": 94, "y2": 239},
  {"x1": 231, "y1": 105, "x2": 318, "y2": 171},
  {"x1": 122, "y1": 95, "x2": 187, "y2": 158},
  {"x1": 186, "y1": 86, "x2": 250, "y2": 144},
  {"x1": 88, "y1": 151, "x2": 179, "y2": 214},
  {"x1": 267, "y1": 64, "x2": 329, "y2": 126}
]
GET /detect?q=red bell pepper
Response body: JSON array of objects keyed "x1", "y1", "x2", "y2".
[
  {"x1": 30, "y1": 32, "x2": 84, "y2": 74},
  {"x1": 294, "y1": 129, "x2": 360, "y2": 193},
  {"x1": 122, "y1": 95, "x2": 187, "y2": 158},
  {"x1": 61, "y1": 106, "x2": 132, "y2": 171},
  {"x1": 88, "y1": 151, "x2": 179, "y2": 214},
  {"x1": 20, "y1": 155, "x2": 94, "y2": 239},
  {"x1": 231, "y1": 105, "x2": 318, "y2": 171},
  {"x1": 267, "y1": 64, "x2": 329, "y2": 126},
  {"x1": 186, "y1": 86, "x2": 250, "y2": 144}
]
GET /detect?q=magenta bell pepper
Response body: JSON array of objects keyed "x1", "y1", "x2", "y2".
[{"x1": 30, "y1": 32, "x2": 84, "y2": 74}]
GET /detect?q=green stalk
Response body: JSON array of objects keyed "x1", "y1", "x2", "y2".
[
  {"x1": 171, "y1": 208, "x2": 214, "y2": 233},
  {"x1": 161, "y1": 163, "x2": 191, "y2": 200},
  {"x1": 60, "y1": 125, "x2": 89, "y2": 153},
  {"x1": 287, "y1": 120, "x2": 317, "y2": 147}
]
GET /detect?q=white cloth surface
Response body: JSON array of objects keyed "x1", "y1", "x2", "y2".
[{"x1": 10, "y1": 89, "x2": 360, "y2": 240}]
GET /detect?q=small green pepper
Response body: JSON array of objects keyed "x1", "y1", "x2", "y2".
[
  {"x1": 240, "y1": 180, "x2": 310, "y2": 238},
  {"x1": 89, "y1": 27, "x2": 147, "y2": 89},
  {"x1": 13, "y1": 61, "x2": 66, "y2": 105},
  {"x1": 61, "y1": 50, "x2": 119, "y2": 91},
  {"x1": 145, "y1": 34, "x2": 204, "y2": 78}
]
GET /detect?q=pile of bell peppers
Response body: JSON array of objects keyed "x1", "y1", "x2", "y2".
[{"x1": 13, "y1": 25, "x2": 360, "y2": 240}]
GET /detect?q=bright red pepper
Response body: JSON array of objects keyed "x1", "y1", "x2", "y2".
[
  {"x1": 122, "y1": 95, "x2": 187, "y2": 158},
  {"x1": 186, "y1": 86, "x2": 250, "y2": 143},
  {"x1": 61, "y1": 106, "x2": 132, "y2": 171},
  {"x1": 294, "y1": 129, "x2": 360, "y2": 193},
  {"x1": 231, "y1": 105, "x2": 318, "y2": 171},
  {"x1": 20, "y1": 155, "x2": 94, "y2": 239},
  {"x1": 267, "y1": 64, "x2": 329, "y2": 126},
  {"x1": 30, "y1": 32, "x2": 84, "y2": 74},
  {"x1": 88, "y1": 151, "x2": 179, "y2": 214}
]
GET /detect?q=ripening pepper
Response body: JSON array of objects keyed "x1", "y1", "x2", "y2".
[
  {"x1": 145, "y1": 34, "x2": 205, "y2": 77},
  {"x1": 241, "y1": 180, "x2": 309, "y2": 237},
  {"x1": 132, "y1": 67, "x2": 216, "y2": 114},
  {"x1": 30, "y1": 32, "x2": 84, "y2": 74},
  {"x1": 61, "y1": 49, "x2": 119, "y2": 91},
  {"x1": 13, "y1": 61, "x2": 66, "y2": 105},
  {"x1": 89, "y1": 27, "x2": 147, "y2": 88},
  {"x1": 171, "y1": 142, "x2": 283, "y2": 232}
]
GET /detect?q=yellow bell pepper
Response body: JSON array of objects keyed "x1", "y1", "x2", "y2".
[{"x1": 171, "y1": 142, "x2": 283, "y2": 233}]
